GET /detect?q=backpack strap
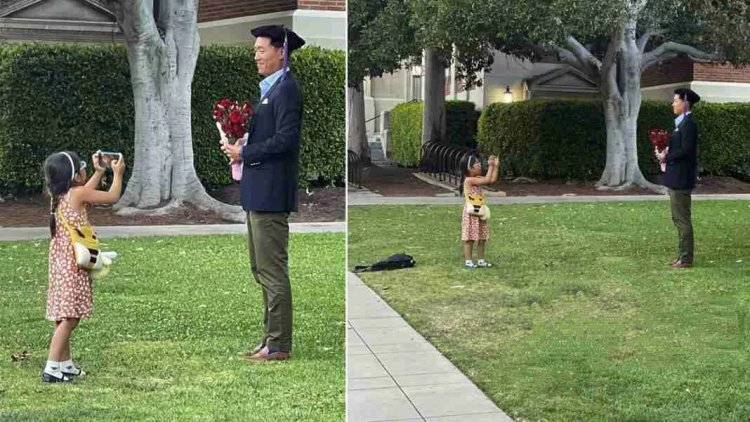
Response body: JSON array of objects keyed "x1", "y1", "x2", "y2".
[
  {"x1": 352, "y1": 265, "x2": 370, "y2": 273},
  {"x1": 57, "y1": 207, "x2": 75, "y2": 235}
]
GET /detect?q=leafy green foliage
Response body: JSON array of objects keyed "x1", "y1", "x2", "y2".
[
  {"x1": 445, "y1": 101, "x2": 480, "y2": 148},
  {"x1": 389, "y1": 101, "x2": 423, "y2": 167},
  {"x1": 478, "y1": 100, "x2": 750, "y2": 180},
  {"x1": 348, "y1": 0, "x2": 421, "y2": 87},
  {"x1": 0, "y1": 44, "x2": 344, "y2": 194},
  {"x1": 478, "y1": 100, "x2": 606, "y2": 179},
  {"x1": 410, "y1": 0, "x2": 750, "y2": 81},
  {"x1": 389, "y1": 100, "x2": 480, "y2": 166}
]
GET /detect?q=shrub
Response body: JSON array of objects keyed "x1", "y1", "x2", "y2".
[
  {"x1": 0, "y1": 43, "x2": 344, "y2": 193},
  {"x1": 477, "y1": 99, "x2": 750, "y2": 180},
  {"x1": 389, "y1": 101, "x2": 423, "y2": 167},
  {"x1": 389, "y1": 100, "x2": 479, "y2": 167}
]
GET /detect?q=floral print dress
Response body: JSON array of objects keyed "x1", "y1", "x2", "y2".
[
  {"x1": 461, "y1": 185, "x2": 489, "y2": 242},
  {"x1": 46, "y1": 192, "x2": 93, "y2": 321}
]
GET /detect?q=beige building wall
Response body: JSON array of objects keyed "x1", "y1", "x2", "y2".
[
  {"x1": 642, "y1": 81, "x2": 750, "y2": 103},
  {"x1": 363, "y1": 68, "x2": 416, "y2": 133},
  {"x1": 197, "y1": 9, "x2": 345, "y2": 50}
]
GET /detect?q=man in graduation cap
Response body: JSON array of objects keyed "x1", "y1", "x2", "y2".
[
  {"x1": 656, "y1": 88, "x2": 700, "y2": 269},
  {"x1": 222, "y1": 25, "x2": 305, "y2": 361}
]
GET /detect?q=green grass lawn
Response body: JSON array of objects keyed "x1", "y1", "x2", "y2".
[
  {"x1": 349, "y1": 201, "x2": 750, "y2": 421},
  {"x1": 0, "y1": 233, "x2": 344, "y2": 421}
]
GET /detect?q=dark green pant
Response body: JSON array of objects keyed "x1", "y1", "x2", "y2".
[
  {"x1": 668, "y1": 189, "x2": 694, "y2": 264},
  {"x1": 247, "y1": 211, "x2": 292, "y2": 352}
]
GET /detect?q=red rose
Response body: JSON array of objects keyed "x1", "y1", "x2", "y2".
[
  {"x1": 647, "y1": 129, "x2": 669, "y2": 151},
  {"x1": 229, "y1": 110, "x2": 243, "y2": 124},
  {"x1": 241, "y1": 102, "x2": 253, "y2": 115},
  {"x1": 219, "y1": 98, "x2": 232, "y2": 109}
]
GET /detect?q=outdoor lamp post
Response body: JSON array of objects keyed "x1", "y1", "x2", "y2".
[{"x1": 503, "y1": 85, "x2": 512, "y2": 103}]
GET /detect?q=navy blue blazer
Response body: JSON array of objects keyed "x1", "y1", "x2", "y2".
[
  {"x1": 240, "y1": 72, "x2": 303, "y2": 212},
  {"x1": 663, "y1": 113, "x2": 698, "y2": 191}
]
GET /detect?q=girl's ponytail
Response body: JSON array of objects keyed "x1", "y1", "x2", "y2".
[
  {"x1": 48, "y1": 191, "x2": 61, "y2": 237},
  {"x1": 43, "y1": 152, "x2": 79, "y2": 237}
]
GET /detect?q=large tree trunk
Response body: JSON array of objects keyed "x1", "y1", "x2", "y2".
[
  {"x1": 595, "y1": 21, "x2": 664, "y2": 193},
  {"x1": 422, "y1": 48, "x2": 446, "y2": 144},
  {"x1": 347, "y1": 82, "x2": 371, "y2": 164},
  {"x1": 110, "y1": 0, "x2": 244, "y2": 221},
  {"x1": 558, "y1": 14, "x2": 718, "y2": 193}
]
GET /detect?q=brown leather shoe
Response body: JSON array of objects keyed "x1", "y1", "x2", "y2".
[
  {"x1": 671, "y1": 260, "x2": 692, "y2": 269},
  {"x1": 243, "y1": 346, "x2": 290, "y2": 362},
  {"x1": 668, "y1": 258, "x2": 680, "y2": 266},
  {"x1": 243, "y1": 341, "x2": 265, "y2": 358}
]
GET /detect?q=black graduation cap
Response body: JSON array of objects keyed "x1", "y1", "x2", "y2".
[
  {"x1": 250, "y1": 25, "x2": 305, "y2": 52},
  {"x1": 674, "y1": 88, "x2": 700, "y2": 105}
]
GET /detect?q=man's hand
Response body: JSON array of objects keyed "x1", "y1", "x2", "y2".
[
  {"x1": 655, "y1": 147, "x2": 668, "y2": 163},
  {"x1": 220, "y1": 140, "x2": 242, "y2": 164}
]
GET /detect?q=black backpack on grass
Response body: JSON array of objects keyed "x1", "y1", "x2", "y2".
[{"x1": 353, "y1": 253, "x2": 415, "y2": 273}]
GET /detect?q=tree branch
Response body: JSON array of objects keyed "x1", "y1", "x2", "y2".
[
  {"x1": 565, "y1": 36, "x2": 602, "y2": 71},
  {"x1": 637, "y1": 29, "x2": 663, "y2": 53},
  {"x1": 111, "y1": 0, "x2": 163, "y2": 47},
  {"x1": 603, "y1": 26, "x2": 624, "y2": 74},
  {"x1": 553, "y1": 44, "x2": 586, "y2": 72},
  {"x1": 172, "y1": 0, "x2": 200, "y2": 82},
  {"x1": 642, "y1": 41, "x2": 722, "y2": 70}
]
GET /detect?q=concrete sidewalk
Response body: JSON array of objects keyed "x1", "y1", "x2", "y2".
[
  {"x1": 347, "y1": 272, "x2": 512, "y2": 422},
  {"x1": 349, "y1": 191, "x2": 750, "y2": 206},
  {"x1": 0, "y1": 222, "x2": 345, "y2": 241}
]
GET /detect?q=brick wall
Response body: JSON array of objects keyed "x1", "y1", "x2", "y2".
[
  {"x1": 642, "y1": 56, "x2": 750, "y2": 86},
  {"x1": 641, "y1": 56, "x2": 694, "y2": 87},
  {"x1": 198, "y1": 0, "x2": 296, "y2": 23},
  {"x1": 199, "y1": 0, "x2": 344, "y2": 22},
  {"x1": 298, "y1": 0, "x2": 345, "y2": 11},
  {"x1": 694, "y1": 62, "x2": 750, "y2": 83}
]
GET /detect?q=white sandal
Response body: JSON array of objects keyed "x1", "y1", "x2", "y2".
[{"x1": 477, "y1": 260, "x2": 493, "y2": 268}]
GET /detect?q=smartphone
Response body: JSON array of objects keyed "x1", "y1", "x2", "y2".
[{"x1": 96, "y1": 150, "x2": 122, "y2": 169}]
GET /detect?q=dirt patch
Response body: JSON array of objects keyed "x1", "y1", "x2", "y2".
[
  {"x1": 358, "y1": 165, "x2": 750, "y2": 197},
  {"x1": 0, "y1": 185, "x2": 344, "y2": 227},
  {"x1": 359, "y1": 165, "x2": 448, "y2": 196}
]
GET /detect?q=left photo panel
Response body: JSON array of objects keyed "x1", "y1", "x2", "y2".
[{"x1": 0, "y1": 1, "x2": 346, "y2": 420}]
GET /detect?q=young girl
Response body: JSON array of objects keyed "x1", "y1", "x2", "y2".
[
  {"x1": 460, "y1": 154, "x2": 499, "y2": 268},
  {"x1": 42, "y1": 151, "x2": 125, "y2": 383}
]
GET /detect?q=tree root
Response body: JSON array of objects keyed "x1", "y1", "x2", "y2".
[
  {"x1": 634, "y1": 176, "x2": 668, "y2": 194},
  {"x1": 115, "y1": 199, "x2": 183, "y2": 217},
  {"x1": 595, "y1": 181, "x2": 634, "y2": 191},
  {"x1": 187, "y1": 189, "x2": 246, "y2": 222},
  {"x1": 595, "y1": 174, "x2": 667, "y2": 194},
  {"x1": 113, "y1": 191, "x2": 245, "y2": 223}
]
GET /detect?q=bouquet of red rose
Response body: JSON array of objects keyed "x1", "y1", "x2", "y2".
[
  {"x1": 212, "y1": 98, "x2": 253, "y2": 181},
  {"x1": 648, "y1": 128, "x2": 670, "y2": 173}
]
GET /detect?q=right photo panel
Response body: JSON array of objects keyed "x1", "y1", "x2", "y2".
[{"x1": 347, "y1": 0, "x2": 750, "y2": 421}]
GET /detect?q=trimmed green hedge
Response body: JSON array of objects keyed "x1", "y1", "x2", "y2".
[
  {"x1": 389, "y1": 101, "x2": 423, "y2": 167},
  {"x1": 478, "y1": 100, "x2": 750, "y2": 180},
  {"x1": 389, "y1": 100, "x2": 479, "y2": 167},
  {"x1": 477, "y1": 101, "x2": 605, "y2": 179},
  {"x1": 0, "y1": 43, "x2": 344, "y2": 194}
]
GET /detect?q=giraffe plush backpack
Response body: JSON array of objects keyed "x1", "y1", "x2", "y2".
[
  {"x1": 464, "y1": 190, "x2": 491, "y2": 221},
  {"x1": 57, "y1": 208, "x2": 116, "y2": 278}
]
